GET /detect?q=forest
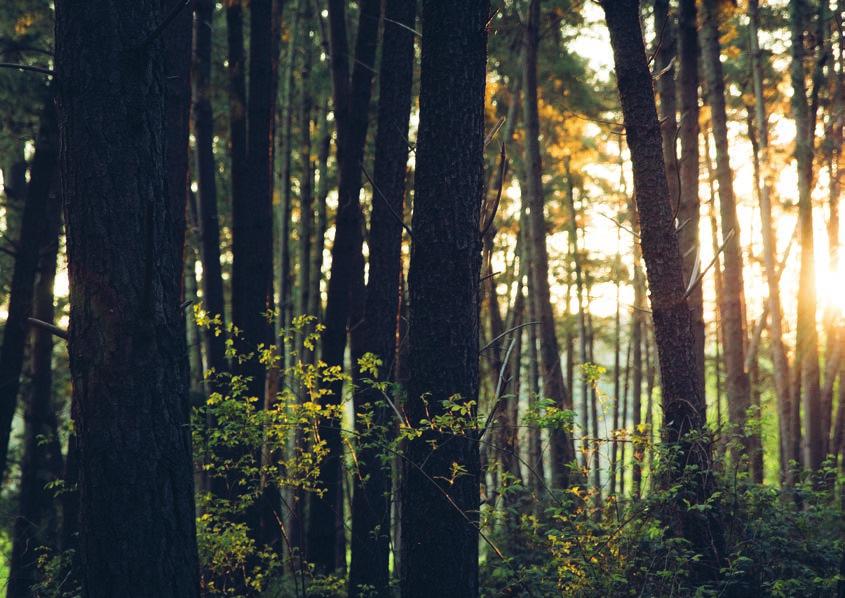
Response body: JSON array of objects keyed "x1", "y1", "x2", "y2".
[{"x1": 1, "y1": 0, "x2": 845, "y2": 596}]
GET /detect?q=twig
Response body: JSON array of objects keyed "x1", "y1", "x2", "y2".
[
  {"x1": 479, "y1": 336, "x2": 517, "y2": 442},
  {"x1": 483, "y1": 116, "x2": 505, "y2": 148},
  {"x1": 480, "y1": 143, "x2": 508, "y2": 238},
  {"x1": 479, "y1": 320, "x2": 538, "y2": 353},
  {"x1": 683, "y1": 228, "x2": 735, "y2": 300},
  {"x1": 0, "y1": 62, "x2": 54, "y2": 77},
  {"x1": 598, "y1": 212, "x2": 639, "y2": 239},
  {"x1": 27, "y1": 317, "x2": 68, "y2": 340},
  {"x1": 383, "y1": 16, "x2": 421, "y2": 37},
  {"x1": 139, "y1": 0, "x2": 192, "y2": 49},
  {"x1": 361, "y1": 165, "x2": 414, "y2": 240}
]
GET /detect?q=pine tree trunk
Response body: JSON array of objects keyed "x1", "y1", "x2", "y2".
[
  {"x1": 677, "y1": 0, "x2": 705, "y2": 401},
  {"x1": 309, "y1": 0, "x2": 382, "y2": 572},
  {"x1": 400, "y1": 1, "x2": 488, "y2": 595},
  {"x1": 701, "y1": 0, "x2": 753, "y2": 467},
  {"x1": 602, "y1": 0, "x2": 724, "y2": 579},
  {"x1": 523, "y1": 0, "x2": 576, "y2": 488},
  {"x1": 348, "y1": 1, "x2": 415, "y2": 594},
  {"x1": 790, "y1": 0, "x2": 824, "y2": 471},
  {"x1": 55, "y1": 0, "x2": 200, "y2": 592},
  {"x1": 192, "y1": 0, "x2": 228, "y2": 382},
  {"x1": 748, "y1": 0, "x2": 795, "y2": 483},
  {"x1": 8, "y1": 160, "x2": 63, "y2": 598},
  {"x1": 0, "y1": 98, "x2": 59, "y2": 483}
]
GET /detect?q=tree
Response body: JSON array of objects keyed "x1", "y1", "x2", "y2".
[
  {"x1": 54, "y1": 0, "x2": 200, "y2": 593},
  {"x1": 701, "y1": 0, "x2": 755, "y2": 473},
  {"x1": 790, "y1": 0, "x2": 824, "y2": 472},
  {"x1": 522, "y1": 0, "x2": 576, "y2": 489},
  {"x1": 400, "y1": 0, "x2": 488, "y2": 595},
  {"x1": 748, "y1": 0, "x2": 796, "y2": 481},
  {"x1": 308, "y1": 0, "x2": 381, "y2": 572},
  {"x1": 0, "y1": 96, "x2": 58, "y2": 484},
  {"x1": 192, "y1": 0, "x2": 227, "y2": 385},
  {"x1": 348, "y1": 0, "x2": 415, "y2": 594},
  {"x1": 601, "y1": 0, "x2": 723, "y2": 581},
  {"x1": 7, "y1": 105, "x2": 62, "y2": 598},
  {"x1": 676, "y1": 0, "x2": 705, "y2": 401}
]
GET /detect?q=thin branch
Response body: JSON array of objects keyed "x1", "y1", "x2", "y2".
[
  {"x1": 361, "y1": 165, "x2": 414, "y2": 240},
  {"x1": 27, "y1": 317, "x2": 68, "y2": 340},
  {"x1": 479, "y1": 320, "x2": 538, "y2": 353},
  {"x1": 0, "y1": 62, "x2": 55, "y2": 76},
  {"x1": 480, "y1": 143, "x2": 508, "y2": 238},
  {"x1": 683, "y1": 228, "x2": 735, "y2": 300}
]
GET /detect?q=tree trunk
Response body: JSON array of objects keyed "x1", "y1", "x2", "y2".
[
  {"x1": 748, "y1": 0, "x2": 795, "y2": 483},
  {"x1": 0, "y1": 98, "x2": 59, "y2": 484},
  {"x1": 630, "y1": 197, "x2": 644, "y2": 500},
  {"x1": 348, "y1": 0, "x2": 415, "y2": 594},
  {"x1": 677, "y1": 0, "x2": 705, "y2": 401},
  {"x1": 400, "y1": 1, "x2": 488, "y2": 595},
  {"x1": 55, "y1": 0, "x2": 200, "y2": 592},
  {"x1": 192, "y1": 0, "x2": 228, "y2": 382},
  {"x1": 701, "y1": 0, "x2": 752, "y2": 468},
  {"x1": 790, "y1": 0, "x2": 824, "y2": 471},
  {"x1": 296, "y1": 0, "x2": 314, "y2": 365},
  {"x1": 523, "y1": 0, "x2": 576, "y2": 488},
  {"x1": 309, "y1": 99, "x2": 331, "y2": 323},
  {"x1": 602, "y1": 0, "x2": 723, "y2": 580},
  {"x1": 308, "y1": 0, "x2": 382, "y2": 572},
  {"x1": 8, "y1": 167, "x2": 63, "y2": 598}
]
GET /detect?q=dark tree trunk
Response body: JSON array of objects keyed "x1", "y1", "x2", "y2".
[
  {"x1": 523, "y1": 0, "x2": 576, "y2": 489},
  {"x1": 309, "y1": 99, "x2": 331, "y2": 323},
  {"x1": 8, "y1": 169, "x2": 63, "y2": 598},
  {"x1": 192, "y1": 0, "x2": 228, "y2": 381},
  {"x1": 308, "y1": 0, "x2": 381, "y2": 572},
  {"x1": 0, "y1": 99, "x2": 59, "y2": 484},
  {"x1": 601, "y1": 0, "x2": 723, "y2": 581},
  {"x1": 701, "y1": 0, "x2": 753, "y2": 467},
  {"x1": 348, "y1": 1, "x2": 415, "y2": 595},
  {"x1": 790, "y1": 0, "x2": 824, "y2": 472},
  {"x1": 55, "y1": 0, "x2": 200, "y2": 593},
  {"x1": 677, "y1": 0, "x2": 705, "y2": 401},
  {"x1": 296, "y1": 0, "x2": 314, "y2": 365},
  {"x1": 400, "y1": 1, "x2": 488, "y2": 596},
  {"x1": 748, "y1": 0, "x2": 795, "y2": 483}
]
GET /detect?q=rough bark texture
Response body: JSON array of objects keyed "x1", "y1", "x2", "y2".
[
  {"x1": 8, "y1": 149, "x2": 63, "y2": 598},
  {"x1": 192, "y1": 0, "x2": 228, "y2": 380},
  {"x1": 602, "y1": 0, "x2": 723, "y2": 581},
  {"x1": 308, "y1": 0, "x2": 381, "y2": 572},
  {"x1": 790, "y1": 0, "x2": 824, "y2": 472},
  {"x1": 676, "y1": 0, "x2": 705, "y2": 401},
  {"x1": 523, "y1": 0, "x2": 576, "y2": 488},
  {"x1": 701, "y1": 0, "x2": 753, "y2": 465},
  {"x1": 55, "y1": 0, "x2": 200, "y2": 594},
  {"x1": 0, "y1": 98, "x2": 59, "y2": 483},
  {"x1": 348, "y1": 0, "x2": 415, "y2": 595},
  {"x1": 400, "y1": 0, "x2": 488, "y2": 595}
]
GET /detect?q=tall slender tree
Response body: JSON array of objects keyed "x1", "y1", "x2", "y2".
[
  {"x1": 523, "y1": 0, "x2": 576, "y2": 488},
  {"x1": 602, "y1": 0, "x2": 724, "y2": 580},
  {"x1": 790, "y1": 0, "x2": 825, "y2": 471},
  {"x1": 400, "y1": 0, "x2": 488, "y2": 595},
  {"x1": 308, "y1": 0, "x2": 382, "y2": 572},
  {"x1": 701, "y1": 0, "x2": 753, "y2": 468},
  {"x1": 348, "y1": 1, "x2": 415, "y2": 595}
]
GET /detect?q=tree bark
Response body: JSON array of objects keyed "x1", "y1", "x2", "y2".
[
  {"x1": 400, "y1": 1, "x2": 488, "y2": 595},
  {"x1": 523, "y1": 0, "x2": 576, "y2": 489},
  {"x1": 701, "y1": 0, "x2": 753, "y2": 468},
  {"x1": 748, "y1": 0, "x2": 795, "y2": 483},
  {"x1": 308, "y1": 0, "x2": 382, "y2": 572},
  {"x1": 790, "y1": 0, "x2": 825, "y2": 471},
  {"x1": 677, "y1": 0, "x2": 705, "y2": 401},
  {"x1": 348, "y1": 0, "x2": 415, "y2": 595},
  {"x1": 55, "y1": 0, "x2": 200, "y2": 592},
  {"x1": 192, "y1": 0, "x2": 228, "y2": 382},
  {"x1": 8, "y1": 152, "x2": 63, "y2": 598},
  {"x1": 0, "y1": 98, "x2": 59, "y2": 484},
  {"x1": 602, "y1": 0, "x2": 723, "y2": 580}
]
